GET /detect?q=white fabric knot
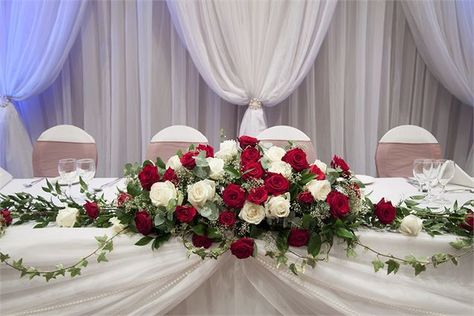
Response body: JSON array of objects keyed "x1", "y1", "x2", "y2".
[
  {"x1": 0, "y1": 96, "x2": 12, "y2": 108},
  {"x1": 248, "y1": 98, "x2": 262, "y2": 110}
]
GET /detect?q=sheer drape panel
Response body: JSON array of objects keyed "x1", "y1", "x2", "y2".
[
  {"x1": 401, "y1": 0, "x2": 473, "y2": 106},
  {"x1": 0, "y1": 0, "x2": 87, "y2": 177},
  {"x1": 166, "y1": 0, "x2": 337, "y2": 136},
  {"x1": 265, "y1": 0, "x2": 473, "y2": 175}
]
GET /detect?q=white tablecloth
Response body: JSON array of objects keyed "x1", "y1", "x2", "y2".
[{"x1": 0, "y1": 178, "x2": 473, "y2": 315}]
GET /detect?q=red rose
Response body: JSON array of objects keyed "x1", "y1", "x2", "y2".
[
  {"x1": 138, "y1": 164, "x2": 160, "y2": 190},
  {"x1": 192, "y1": 234, "x2": 213, "y2": 249},
  {"x1": 238, "y1": 136, "x2": 259, "y2": 149},
  {"x1": 117, "y1": 192, "x2": 132, "y2": 207},
  {"x1": 298, "y1": 191, "x2": 314, "y2": 204},
  {"x1": 175, "y1": 205, "x2": 197, "y2": 223},
  {"x1": 461, "y1": 213, "x2": 474, "y2": 232},
  {"x1": 218, "y1": 211, "x2": 236, "y2": 227},
  {"x1": 230, "y1": 237, "x2": 254, "y2": 259},
  {"x1": 196, "y1": 144, "x2": 214, "y2": 158},
  {"x1": 331, "y1": 155, "x2": 350, "y2": 177},
  {"x1": 163, "y1": 167, "x2": 178, "y2": 184},
  {"x1": 247, "y1": 186, "x2": 268, "y2": 205},
  {"x1": 240, "y1": 147, "x2": 261, "y2": 165},
  {"x1": 180, "y1": 150, "x2": 198, "y2": 169},
  {"x1": 135, "y1": 210, "x2": 153, "y2": 235},
  {"x1": 222, "y1": 184, "x2": 246, "y2": 209},
  {"x1": 84, "y1": 201, "x2": 100, "y2": 219},
  {"x1": 1, "y1": 209, "x2": 12, "y2": 226},
  {"x1": 309, "y1": 165, "x2": 326, "y2": 180},
  {"x1": 264, "y1": 173, "x2": 289, "y2": 196},
  {"x1": 288, "y1": 228, "x2": 310, "y2": 247},
  {"x1": 241, "y1": 161, "x2": 265, "y2": 180},
  {"x1": 374, "y1": 198, "x2": 397, "y2": 225},
  {"x1": 282, "y1": 148, "x2": 310, "y2": 172},
  {"x1": 327, "y1": 191, "x2": 350, "y2": 218}
]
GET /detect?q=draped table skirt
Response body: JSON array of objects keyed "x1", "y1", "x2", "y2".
[{"x1": 0, "y1": 178, "x2": 472, "y2": 315}]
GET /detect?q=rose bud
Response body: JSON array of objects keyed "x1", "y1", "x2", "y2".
[
  {"x1": 230, "y1": 237, "x2": 254, "y2": 259},
  {"x1": 1, "y1": 209, "x2": 12, "y2": 226},
  {"x1": 117, "y1": 192, "x2": 132, "y2": 207},
  {"x1": 180, "y1": 150, "x2": 199, "y2": 169},
  {"x1": 330, "y1": 155, "x2": 351, "y2": 177},
  {"x1": 374, "y1": 198, "x2": 396, "y2": 225},
  {"x1": 83, "y1": 201, "x2": 100, "y2": 219},
  {"x1": 238, "y1": 135, "x2": 259, "y2": 149}
]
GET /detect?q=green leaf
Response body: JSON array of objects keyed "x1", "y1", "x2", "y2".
[
  {"x1": 386, "y1": 259, "x2": 400, "y2": 275},
  {"x1": 152, "y1": 233, "x2": 171, "y2": 250},
  {"x1": 335, "y1": 227, "x2": 356, "y2": 240},
  {"x1": 154, "y1": 213, "x2": 166, "y2": 227},
  {"x1": 371, "y1": 259, "x2": 384, "y2": 272},
  {"x1": 199, "y1": 202, "x2": 219, "y2": 221},
  {"x1": 302, "y1": 214, "x2": 313, "y2": 229},
  {"x1": 307, "y1": 234, "x2": 321, "y2": 257},
  {"x1": 414, "y1": 263, "x2": 426, "y2": 276},
  {"x1": 97, "y1": 252, "x2": 108, "y2": 263},
  {"x1": 135, "y1": 236, "x2": 153, "y2": 246},
  {"x1": 289, "y1": 263, "x2": 298, "y2": 275},
  {"x1": 69, "y1": 267, "x2": 81, "y2": 277},
  {"x1": 276, "y1": 231, "x2": 290, "y2": 252},
  {"x1": 166, "y1": 199, "x2": 177, "y2": 212},
  {"x1": 207, "y1": 227, "x2": 222, "y2": 239},
  {"x1": 156, "y1": 157, "x2": 166, "y2": 170},
  {"x1": 103, "y1": 240, "x2": 113, "y2": 252},
  {"x1": 0, "y1": 253, "x2": 10, "y2": 262},
  {"x1": 224, "y1": 165, "x2": 240, "y2": 178},
  {"x1": 33, "y1": 222, "x2": 49, "y2": 228},
  {"x1": 44, "y1": 272, "x2": 55, "y2": 282},
  {"x1": 192, "y1": 223, "x2": 207, "y2": 236}
]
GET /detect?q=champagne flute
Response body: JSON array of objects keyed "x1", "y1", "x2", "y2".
[
  {"x1": 435, "y1": 159, "x2": 455, "y2": 204},
  {"x1": 413, "y1": 159, "x2": 428, "y2": 194},
  {"x1": 58, "y1": 158, "x2": 77, "y2": 196},
  {"x1": 77, "y1": 159, "x2": 96, "y2": 191}
]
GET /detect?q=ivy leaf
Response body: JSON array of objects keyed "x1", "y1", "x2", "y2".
[
  {"x1": 0, "y1": 253, "x2": 10, "y2": 262},
  {"x1": 302, "y1": 214, "x2": 313, "y2": 230},
  {"x1": 135, "y1": 236, "x2": 153, "y2": 246},
  {"x1": 44, "y1": 272, "x2": 55, "y2": 282},
  {"x1": 152, "y1": 233, "x2": 171, "y2": 250},
  {"x1": 69, "y1": 267, "x2": 81, "y2": 277},
  {"x1": 276, "y1": 231, "x2": 290, "y2": 252},
  {"x1": 307, "y1": 233, "x2": 321, "y2": 257},
  {"x1": 289, "y1": 263, "x2": 298, "y2": 275},
  {"x1": 371, "y1": 259, "x2": 384, "y2": 272},
  {"x1": 103, "y1": 240, "x2": 113, "y2": 252},
  {"x1": 414, "y1": 263, "x2": 426, "y2": 276},
  {"x1": 97, "y1": 252, "x2": 108, "y2": 263},
  {"x1": 386, "y1": 259, "x2": 400, "y2": 275},
  {"x1": 33, "y1": 222, "x2": 49, "y2": 228},
  {"x1": 207, "y1": 227, "x2": 222, "y2": 240}
]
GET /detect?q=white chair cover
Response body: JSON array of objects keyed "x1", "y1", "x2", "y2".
[
  {"x1": 257, "y1": 126, "x2": 317, "y2": 162},
  {"x1": 0, "y1": 167, "x2": 12, "y2": 189},
  {"x1": 32, "y1": 125, "x2": 97, "y2": 177},
  {"x1": 145, "y1": 125, "x2": 208, "y2": 162},
  {"x1": 375, "y1": 125, "x2": 442, "y2": 177}
]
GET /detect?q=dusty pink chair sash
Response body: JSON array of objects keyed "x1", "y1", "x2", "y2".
[
  {"x1": 375, "y1": 143, "x2": 442, "y2": 177},
  {"x1": 260, "y1": 139, "x2": 317, "y2": 163},
  {"x1": 146, "y1": 142, "x2": 208, "y2": 162},
  {"x1": 32, "y1": 141, "x2": 98, "y2": 177}
]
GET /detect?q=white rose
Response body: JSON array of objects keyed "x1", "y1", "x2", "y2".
[
  {"x1": 265, "y1": 194, "x2": 291, "y2": 219},
  {"x1": 150, "y1": 181, "x2": 177, "y2": 207},
  {"x1": 264, "y1": 146, "x2": 286, "y2": 163},
  {"x1": 56, "y1": 207, "x2": 79, "y2": 227},
  {"x1": 239, "y1": 201, "x2": 266, "y2": 224},
  {"x1": 313, "y1": 159, "x2": 327, "y2": 173},
  {"x1": 207, "y1": 157, "x2": 225, "y2": 180},
  {"x1": 109, "y1": 217, "x2": 126, "y2": 234},
  {"x1": 305, "y1": 179, "x2": 331, "y2": 201},
  {"x1": 166, "y1": 155, "x2": 182, "y2": 170},
  {"x1": 399, "y1": 215, "x2": 423, "y2": 236},
  {"x1": 268, "y1": 161, "x2": 293, "y2": 178},
  {"x1": 187, "y1": 179, "x2": 216, "y2": 209},
  {"x1": 215, "y1": 140, "x2": 238, "y2": 160}
]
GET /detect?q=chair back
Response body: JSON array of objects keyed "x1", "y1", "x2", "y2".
[
  {"x1": 257, "y1": 125, "x2": 317, "y2": 162},
  {"x1": 145, "y1": 125, "x2": 208, "y2": 162},
  {"x1": 375, "y1": 125, "x2": 442, "y2": 177},
  {"x1": 0, "y1": 167, "x2": 12, "y2": 189},
  {"x1": 32, "y1": 125, "x2": 97, "y2": 177}
]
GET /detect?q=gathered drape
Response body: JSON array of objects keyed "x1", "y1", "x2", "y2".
[
  {"x1": 401, "y1": 0, "x2": 473, "y2": 106},
  {"x1": 166, "y1": 0, "x2": 337, "y2": 136},
  {"x1": 10, "y1": 0, "x2": 473, "y2": 178},
  {"x1": 0, "y1": 0, "x2": 87, "y2": 177}
]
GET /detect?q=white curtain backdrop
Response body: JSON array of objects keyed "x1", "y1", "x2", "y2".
[
  {"x1": 167, "y1": 0, "x2": 338, "y2": 136},
  {"x1": 0, "y1": 0, "x2": 87, "y2": 177},
  {"x1": 10, "y1": 0, "x2": 474, "y2": 178},
  {"x1": 401, "y1": 0, "x2": 473, "y2": 106}
]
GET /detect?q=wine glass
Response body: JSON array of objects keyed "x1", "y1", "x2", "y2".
[
  {"x1": 435, "y1": 159, "x2": 455, "y2": 204},
  {"x1": 413, "y1": 159, "x2": 429, "y2": 193},
  {"x1": 76, "y1": 158, "x2": 96, "y2": 189},
  {"x1": 58, "y1": 158, "x2": 77, "y2": 195}
]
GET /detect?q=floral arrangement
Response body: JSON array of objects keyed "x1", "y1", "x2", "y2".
[{"x1": 0, "y1": 136, "x2": 472, "y2": 281}]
